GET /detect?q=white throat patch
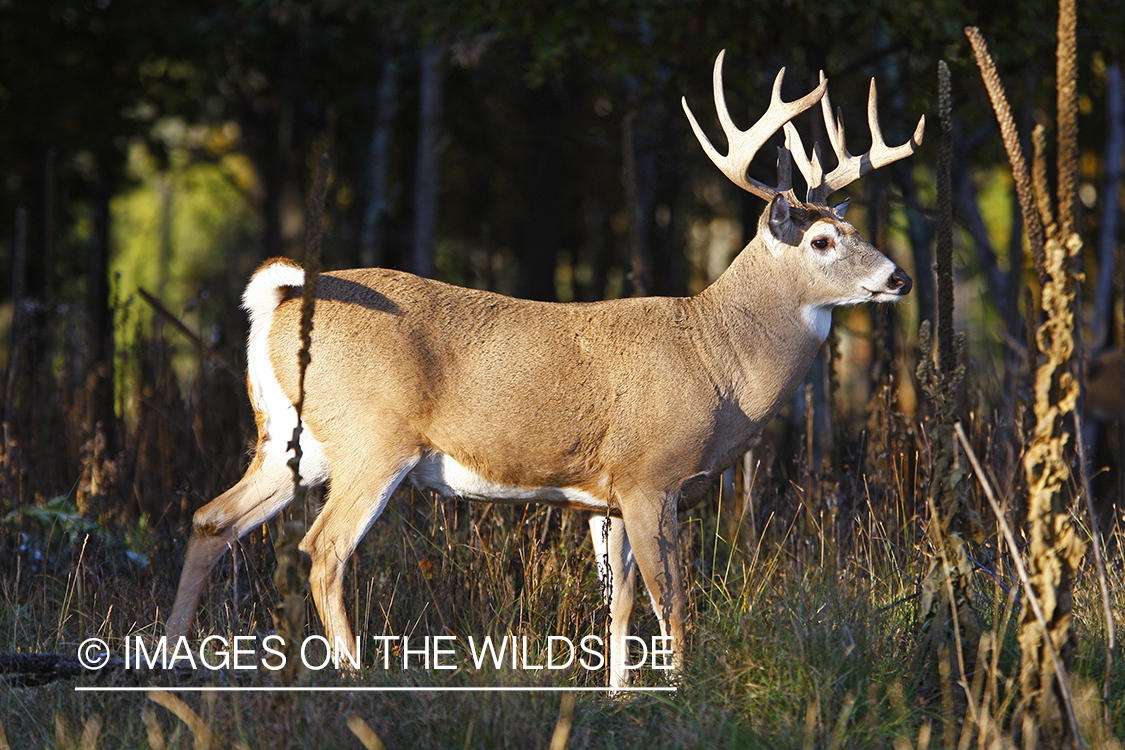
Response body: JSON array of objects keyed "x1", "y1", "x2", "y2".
[{"x1": 801, "y1": 304, "x2": 833, "y2": 340}]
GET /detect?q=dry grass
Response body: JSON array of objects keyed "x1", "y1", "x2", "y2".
[
  {"x1": 2, "y1": 328, "x2": 1122, "y2": 748},
  {"x1": 1, "y1": 243, "x2": 1123, "y2": 749}
]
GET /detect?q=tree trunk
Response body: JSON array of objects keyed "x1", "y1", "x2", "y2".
[
  {"x1": 78, "y1": 160, "x2": 118, "y2": 518},
  {"x1": 956, "y1": 172, "x2": 1013, "y2": 326},
  {"x1": 413, "y1": 39, "x2": 445, "y2": 279},
  {"x1": 4, "y1": 208, "x2": 31, "y2": 470},
  {"x1": 360, "y1": 38, "x2": 401, "y2": 269},
  {"x1": 1093, "y1": 63, "x2": 1123, "y2": 349},
  {"x1": 621, "y1": 104, "x2": 649, "y2": 298},
  {"x1": 895, "y1": 162, "x2": 935, "y2": 330},
  {"x1": 519, "y1": 146, "x2": 563, "y2": 301}
]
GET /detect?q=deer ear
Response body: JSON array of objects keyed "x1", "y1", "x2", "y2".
[
  {"x1": 768, "y1": 194, "x2": 792, "y2": 236},
  {"x1": 831, "y1": 198, "x2": 849, "y2": 218},
  {"x1": 763, "y1": 194, "x2": 794, "y2": 255}
]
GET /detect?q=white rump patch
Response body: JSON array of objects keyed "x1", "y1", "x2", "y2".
[{"x1": 242, "y1": 261, "x2": 329, "y2": 486}]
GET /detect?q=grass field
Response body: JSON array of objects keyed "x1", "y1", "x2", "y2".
[{"x1": 2, "y1": 354, "x2": 1122, "y2": 748}]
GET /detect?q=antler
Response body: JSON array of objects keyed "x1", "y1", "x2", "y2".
[
  {"x1": 785, "y1": 71, "x2": 926, "y2": 205},
  {"x1": 682, "y1": 50, "x2": 827, "y2": 202}
]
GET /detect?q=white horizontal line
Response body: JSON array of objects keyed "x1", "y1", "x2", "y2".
[{"x1": 75, "y1": 686, "x2": 676, "y2": 693}]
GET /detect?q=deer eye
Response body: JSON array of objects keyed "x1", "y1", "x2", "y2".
[{"x1": 811, "y1": 237, "x2": 832, "y2": 251}]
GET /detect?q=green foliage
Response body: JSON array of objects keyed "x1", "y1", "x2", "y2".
[
  {"x1": 111, "y1": 138, "x2": 258, "y2": 317},
  {"x1": 2, "y1": 496, "x2": 151, "y2": 567},
  {"x1": 3, "y1": 495, "x2": 97, "y2": 548}
]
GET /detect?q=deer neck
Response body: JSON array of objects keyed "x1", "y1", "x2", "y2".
[{"x1": 693, "y1": 237, "x2": 830, "y2": 421}]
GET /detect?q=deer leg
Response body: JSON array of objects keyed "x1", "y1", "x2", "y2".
[
  {"x1": 300, "y1": 452, "x2": 418, "y2": 667},
  {"x1": 619, "y1": 493, "x2": 685, "y2": 679},
  {"x1": 589, "y1": 515, "x2": 638, "y2": 689},
  {"x1": 166, "y1": 450, "x2": 299, "y2": 639}
]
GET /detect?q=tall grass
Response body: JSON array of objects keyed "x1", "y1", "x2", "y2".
[{"x1": 1, "y1": 284, "x2": 1121, "y2": 747}]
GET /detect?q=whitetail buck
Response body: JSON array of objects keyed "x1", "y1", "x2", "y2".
[{"x1": 166, "y1": 50, "x2": 923, "y2": 688}]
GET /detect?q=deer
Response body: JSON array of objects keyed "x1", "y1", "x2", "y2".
[{"x1": 165, "y1": 50, "x2": 923, "y2": 689}]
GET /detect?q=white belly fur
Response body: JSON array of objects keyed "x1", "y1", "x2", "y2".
[{"x1": 410, "y1": 452, "x2": 607, "y2": 509}]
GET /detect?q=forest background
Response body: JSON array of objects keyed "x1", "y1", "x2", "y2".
[{"x1": 0, "y1": 0, "x2": 1123, "y2": 747}]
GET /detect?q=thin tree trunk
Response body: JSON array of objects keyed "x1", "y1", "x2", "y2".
[
  {"x1": 78, "y1": 160, "x2": 118, "y2": 517},
  {"x1": 1094, "y1": 63, "x2": 1123, "y2": 349},
  {"x1": 956, "y1": 172, "x2": 1012, "y2": 324},
  {"x1": 361, "y1": 40, "x2": 401, "y2": 269},
  {"x1": 520, "y1": 146, "x2": 563, "y2": 301},
  {"x1": 2, "y1": 208, "x2": 31, "y2": 506},
  {"x1": 88, "y1": 165, "x2": 115, "y2": 454},
  {"x1": 413, "y1": 39, "x2": 445, "y2": 279},
  {"x1": 260, "y1": 107, "x2": 290, "y2": 262},
  {"x1": 157, "y1": 172, "x2": 173, "y2": 299},
  {"x1": 622, "y1": 104, "x2": 648, "y2": 297},
  {"x1": 43, "y1": 148, "x2": 56, "y2": 302},
  {"x1": 896, "y1": 162, "x2": 935, "y2": 329},
  {"x1": 4, "y1": 208, "x2": 29, "y2": 433}
]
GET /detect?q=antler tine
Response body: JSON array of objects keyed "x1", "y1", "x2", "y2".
[
  {"x1": 784, "y1": 122, "x2": 823, "y2": 202},
  {"x1": 808, "y1": 76, "x2": 926, "y2": 202},
  {"x1": 711, "y1": 50, "x2": 739, "y2": 147},
  {"x1": 683, "y1": 51, "x2": 827, "y2": 201},
  {"x1": 804, "y1": 71, "x2": 847, "y2": 204}
]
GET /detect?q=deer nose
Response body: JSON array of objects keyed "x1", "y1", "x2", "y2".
[{"x1": 888, "y1": 267, "x2": 912, "y2": 295}]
